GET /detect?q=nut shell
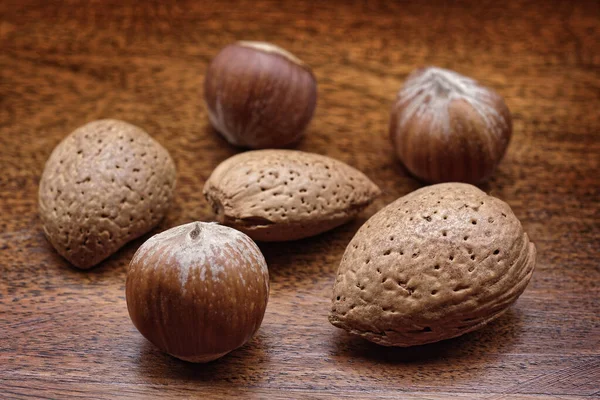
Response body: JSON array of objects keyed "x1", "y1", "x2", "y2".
[
  {"x1": 126, "y1": 222, "x2": 269, "y2": 363},
  {"x1": 203, "y1": 150, "x2": 381, "y2": 241},
  {"x1": 390, "y1": 67, "x2": 512, "y2": 183},
  {"x1": 329, "y1": 183, "x2": 536, "y2": 346},
  {"x1": 38, "y1": 119, "x2": 176, "y2": 269},
  {"x1": 204, "y1": 41, "x2": 317, "y2": 149}
]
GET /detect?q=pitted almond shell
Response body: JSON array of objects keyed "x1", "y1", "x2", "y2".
[
  {"x1": 329, "y1": 183, "x2": 536, "y2": 346},
  {"x1": 203, "y1": 150, "x2": 380, "y2": 241},
  {"x1": 38, "y1": 119, "x2": 176, "y2": 269}
]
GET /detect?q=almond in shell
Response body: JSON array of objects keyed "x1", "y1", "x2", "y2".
[
  {"x1": 38, "y1": 119, "x2": 176, "y2": 269},
  {"x1": 329, "y1": 183, "x2": 536, "y2": 346},
  {"x1": 203, "y1": 150, "x2": 380, "y2": 241}
]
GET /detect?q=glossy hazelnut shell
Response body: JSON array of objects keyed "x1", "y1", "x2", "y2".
[
  {"x1": 390, "y1": 67, "x2": 512, "y2": 184},
  {"x1": 204, "y1": 41, "x2": 317, "y2": 149},
  {"x1": 126, "y1": 222, "x2": 269, "y2": 362}
]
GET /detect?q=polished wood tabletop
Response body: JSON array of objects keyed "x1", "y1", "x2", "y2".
[{"x1": 1, "y1": 1, "x2": 599, "y2": 398}]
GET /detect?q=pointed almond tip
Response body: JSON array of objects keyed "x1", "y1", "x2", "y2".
[{"x1": 372, "y1": 183, "x2": 383, "y2": 198}]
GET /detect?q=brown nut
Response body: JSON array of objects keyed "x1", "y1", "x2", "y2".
[
  {"x1": 126, "y1": 222, "x2": 269, "y2": 363},
  {"x1": 204, "y1": 41, "x2": 317, "y2": 149},
  {"x1": 38, "y1": 119, "x2": 176, "y2": 269},
  {"x1": 389, "y1": 67, "x2": 512, "y2": 183},
  {"x1": 203, "y1": 150, "x2": 381, "y2": 241},
  {"x1": 329, "y1": 183, "x2": 536, "y2": 346}
]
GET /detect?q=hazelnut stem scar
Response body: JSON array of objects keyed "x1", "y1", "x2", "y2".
[{"x1": 189, "y1": 223, "x2": 202, "y2": 240}]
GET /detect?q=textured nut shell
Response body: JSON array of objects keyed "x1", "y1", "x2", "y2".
[
  {"x1": 329, "y1": 183, "x2": 535, "y2": 346},
  {"x1": 390, "y1": 67, "x2": 512, "y2": 184},
  {"x1": 126, "y1": 222, "x2": 269, "y2": 363},
  {"x1": 203, "y1": 150, "x2": 381, "y2": 241},
  {"x1": 204, "y1": 42, "x2": 317, "y2": 149},
  {"x1": 38, "y1": 119, "x2": 176, "y2": 269}
]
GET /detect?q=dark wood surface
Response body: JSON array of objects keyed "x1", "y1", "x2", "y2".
[{"x1": 1, "y1": 1, "x2": 599, "y2": 398}]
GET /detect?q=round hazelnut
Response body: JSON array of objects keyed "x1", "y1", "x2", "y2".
[
  {"x1": 126, "y1": 222, "x2": 269, "y2": 363},
  {"x1": 389, "y1": 67, "x2": 512, "y2": 183},
  {"x1": 204, "y1": 41, "x2": 317, "y2": 149}
]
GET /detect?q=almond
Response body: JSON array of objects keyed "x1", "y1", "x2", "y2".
[
  {"x1": 203, "y1": 150, "x2": 380, "y2": 241},
  {"x1": 329, "y1": 183, "x2": 536, "y2": 346},
  {"x1": 38, "y1": 119, "x2": 177, "y2": 269}
]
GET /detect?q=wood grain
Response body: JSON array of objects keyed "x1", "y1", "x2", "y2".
[{"x1": 1, "y1": 0, "x2": 599, "y2": 398}]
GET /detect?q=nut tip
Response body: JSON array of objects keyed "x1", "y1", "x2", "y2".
[{"x1": 189, "y1": 222, "x2": 202, "y2": 240}]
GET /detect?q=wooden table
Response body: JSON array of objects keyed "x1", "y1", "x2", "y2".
[{"x1": 1, "y1": 1, "x2": 599, "y2": 398}]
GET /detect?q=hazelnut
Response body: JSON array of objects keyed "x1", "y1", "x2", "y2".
[
  {"x1": 204, "y1": 41, "x2": 317, "y2": 149},
  {"x1": 126, "y1": 222, "x2": 269, "y2": 362},
  {"x1": 389, "y1": 67, "x2": 512, "y2": 183}
]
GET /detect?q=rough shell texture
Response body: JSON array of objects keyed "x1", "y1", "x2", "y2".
[
  {"x1": 390, "y1": 67, "x2": 512, "y2": 184},
  {"x1": 38, "y1": 119, "x2": 176, "y2": 269},
  {"x1": 204, "y1": 41, "x2": 317, "y2": 149},
  {"x1": 203, "y1": 150, "x2": 381, "y2": 242},
  {"x1": 329, "y1": 183, "x2": 536, "y2": 347},
  {"x1": 126, "y1": 222, "x2": 269, "y2": 363}
]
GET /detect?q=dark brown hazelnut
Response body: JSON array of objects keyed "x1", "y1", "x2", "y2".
[{"x1": 204, "y1": 41, "x2": 317, "y2": 149}]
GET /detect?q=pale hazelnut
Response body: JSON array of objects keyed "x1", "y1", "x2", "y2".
[
  {"x1": 204, "y1": 41, "x2": 317, "y2": 149},
  {"x1": 389, "y1": 67, "x2": 512, "y2": 183},
  {"x1": 126, "y1": 222, "x2": 269, "y2": 362}
]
